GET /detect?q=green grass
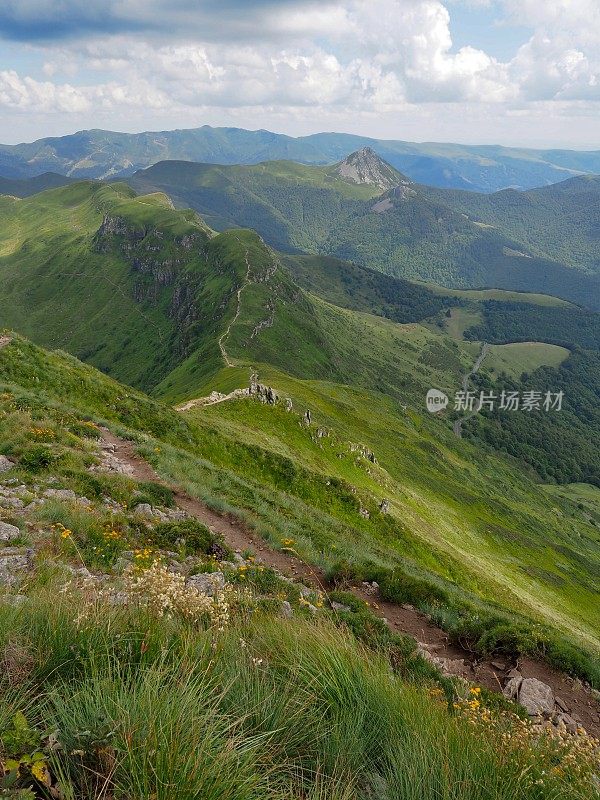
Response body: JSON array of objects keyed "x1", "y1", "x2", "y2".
[
  {"x1": 484, "y1": 342, "x2": 570, "y2": 379},
  {"x1": 1, "y1": 331, "x2": 599, "y2": 679},
  {"x1": 1, "y1": 591, "x2": 597, "y2": 799}
]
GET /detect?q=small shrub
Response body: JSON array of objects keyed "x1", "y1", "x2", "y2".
[
  {"x1": 149, "y1": 519, "x2": 228, "y2": 558},
  {"x1": 129, "y1": 481, "x2": 174, "y2": 510},
  {"x1": 18, "y1": 445, "x2": 56, "y2": 473},
  {"x1": 379, "y1": 569, "x2": 451, "y2": 607}
]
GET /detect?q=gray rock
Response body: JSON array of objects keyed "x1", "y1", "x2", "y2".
[
  {"x1": 379, "y1": 499, "x2": 390, "y2": 514},
  {"x1": 0, "y1": 552, "x2": 31, "y2": 585},
  {"x1": 502, "y1": 676, "x2": 523, "y2": 701},
  {"x1": 518, "y1": 678, "x2": 555, "y2": 716},
  {"x1": 0, "y1": 521, "x2": 21, "y2": 542},
  {"x1": 306, "y1": 603, "x2": 318, "y2": 615},
  {"x1": 299, "y1": 585, "x2": 312, "y2": 599},
  {"x1": 134, "y1": 503, "x2": 154, "y2": 517},
  {"x1": 555, "y1": 712, "x2": 578, "y2": 734},
  {"x1": 331, "y1": 601, "x2": 351, "y2": 613},
  {"x1": 0, "y1": 496, "x2": 24, "y2": 509},
  {"x1": 44, "y1": 488, "x2": 77, "y2": 501},
  {"x1": 187, "y1": 571, "x2": 225, "y2": 596},
  {"x1": 555, "y1": 695, "x2": 569, "y2": 713},
  {"x1": 280, "y1": 600, "x2": 293, "y2": 619},
  {"x1": 0, "y1": 455, "x2": 15, "y2": 473},
  {"x1": 0, "y1": 594, "x2": 28, "y2": 607}
]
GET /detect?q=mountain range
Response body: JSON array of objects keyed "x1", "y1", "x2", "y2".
[
  {"x1": 3, "y1": 124, "x2": 600, "y2": 191},
  {"x1": 0, "y1": 137, "x2": 599, "y2": 710},
  {"x1": 126, "y1": 148, "x2": 600, "y2": 309}
]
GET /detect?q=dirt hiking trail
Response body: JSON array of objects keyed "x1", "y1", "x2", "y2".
[{"x1": 102, "y1": 429, "x2": 600, "y2": 736}]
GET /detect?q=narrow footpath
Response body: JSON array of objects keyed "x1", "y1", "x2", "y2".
[{"x1": 101, "y1": 429, "x2": 600, "y2": 736}]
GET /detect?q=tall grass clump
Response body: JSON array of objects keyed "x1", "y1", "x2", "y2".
[{"x1": 1, "y1": 591, "x2": 598, "y2": 800}]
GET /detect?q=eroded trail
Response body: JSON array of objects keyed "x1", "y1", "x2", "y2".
[
  {"x1": 218, "y1": 248, "x2": 251, "y2": 368},
  {"x1": 101, "y1": 429, "x2": 600, "y2": 735}
]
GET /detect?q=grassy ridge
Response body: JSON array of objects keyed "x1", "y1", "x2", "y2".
[{"x1": 1, "y1": 335, "x2": 599, "y2": 674}]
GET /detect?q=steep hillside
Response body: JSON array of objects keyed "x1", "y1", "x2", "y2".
[
  {"x1": 3, "y1": 124, "x2": 600, "y2": 191},
  {"x1": 127, "y1": 155, "x2": 600, "y2": 308},
  {"x1": 2, "y1": 336, "x2": 599, "y2": 799},
  {"x1": 422, "y1": 175, "x2": 600, "y2": 275},
  {"x1": 0, "y1": 181, "x2": 478, "y2": 407},
  {"x1": 0, "y1": 181, "x2": 248, "y2": 391}
]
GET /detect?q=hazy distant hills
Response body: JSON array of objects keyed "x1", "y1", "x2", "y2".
[{"x1": 2, "y1": 124, "x2": 600, "y2": 192}]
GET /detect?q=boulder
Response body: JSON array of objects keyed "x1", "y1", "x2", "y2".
[
  {"x1": 187, "y1": 571, "x2": 225, "y2": 596},
  {"x1": 0, "y1": 522, "x2": 20, "y2": 542},
  {"x1": 518, "y1": 678, "x2": 555, "y2": 716},
  {"x1": 0, "y1": 455, "x2": 15, "y2": 473},
  {"x1": 331, "y1": 601, "x2": 351, "y2": 613},
  {"x1": 134, "y1": 503, "x2": 154, "y2": 517},
  {"x1": 280, "y1": 600, "x2": 293, "y2": 619}
]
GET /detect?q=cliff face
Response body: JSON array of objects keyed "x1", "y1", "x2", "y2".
[
  {"x1": 334, "y1": 147, "x2": 408, "y2": 191},
  {"x1": 93, "y1": 214, "x2": 215, "y2": 361}
]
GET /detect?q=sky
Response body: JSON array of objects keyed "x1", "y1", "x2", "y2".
[{"x1": 0, "y1": 0, "x2": 599, "y2": 148}]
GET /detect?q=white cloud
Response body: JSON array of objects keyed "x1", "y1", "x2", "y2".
[{"x1": 0, "y1": 0, "x2": 599, "y2": 145}]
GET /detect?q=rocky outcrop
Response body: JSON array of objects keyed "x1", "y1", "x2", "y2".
[
  {"x1": 334, "y1": 147, "x2": 406, "y2": 191},
  {"x1": 0, "y1": 455, "x2": 15, "y2": 473},
  {"x1": 0, "y1": 522, "x2": 20, "y2": 542}
]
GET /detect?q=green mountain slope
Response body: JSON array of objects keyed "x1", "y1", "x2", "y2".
[
  {"x1": 2, "y1": 335, "x2": 598, "y2": 798},
  {"x1": 421, "y1": 175, "x2": 600, "y2": 275},
  {"x1": 3, "y1": 124, "x2": 600, "y2": 191},
  {"x1": 2, "y1": 332, "x2": 600, "y2": 675},
  {"x1": 127, "y1": 155, "x2": 600, "y2": 308},
  {"x1": 0, "y1": 181, "x2": 250, "y2": 392}
]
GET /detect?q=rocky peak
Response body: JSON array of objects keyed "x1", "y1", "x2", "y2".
[{"x1": 335, "y1": 147, "x2": 407, "y2": 191}]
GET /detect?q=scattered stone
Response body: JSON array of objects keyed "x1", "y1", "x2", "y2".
[
  {"x1": 0, "y1": 455, "x2": 15, "y2": 473},
  {"x1": 134, "y1": 503, "x2": 154, "y2": 517},
  {"x1": 91, "y1": 453, "x2": 134, "y2": 475},
  {"x1": 555, "y1": 713, "x2": 578, "y2": 735},
  {"x1": 491, "y1": 660, "x2": 507, "y2": 671},
  {"x1": 303, "y1": 410, "x2": 311, "y2": 426},
  {"x1": 555, "y1": 696, "x2": 569, "y2": 713},
  {"x1": 285, "y1": 398, "x2": 293, "y2": 412},
  {"x1": 299, "y1": 585, "x2": 312, "y2": 599},
  {"x1": 507, "y1": 668, "x2": 522, "y2": 680},
  {"x1": 379, "y1": 499, "x2": 390, "y2": 514},
  {"x1": 361, "y1": 581, "x2": 379, "y2": 596},
  {"x1": 517, "y1": 678, "x2": 555, "y2": 717},
  {"x1": 359, "y1": 506, "x2": 370, "y2": 519},
  {"x1": 306, "y1": 603, "x2": 318, "y2": 615},
  {"x1": 280, "y1": 600, "x2": 293, "y2": 619},
  {"x1": 187, "y1": 571, "x2": 225, "y2": 596},
  {"x1": 0, "y1": 522, "x2": 21, "y2": 542},
  {"x1": 417, "y1": 643, "x2": 469, "y2": 678},
  {"x1": 331, "y1": 601, "x2": 351, "y2": 613}
]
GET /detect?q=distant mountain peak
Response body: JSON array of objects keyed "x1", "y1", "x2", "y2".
[{"x1": 334, "y1": 147, "x2": 408, "y2": 190}]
